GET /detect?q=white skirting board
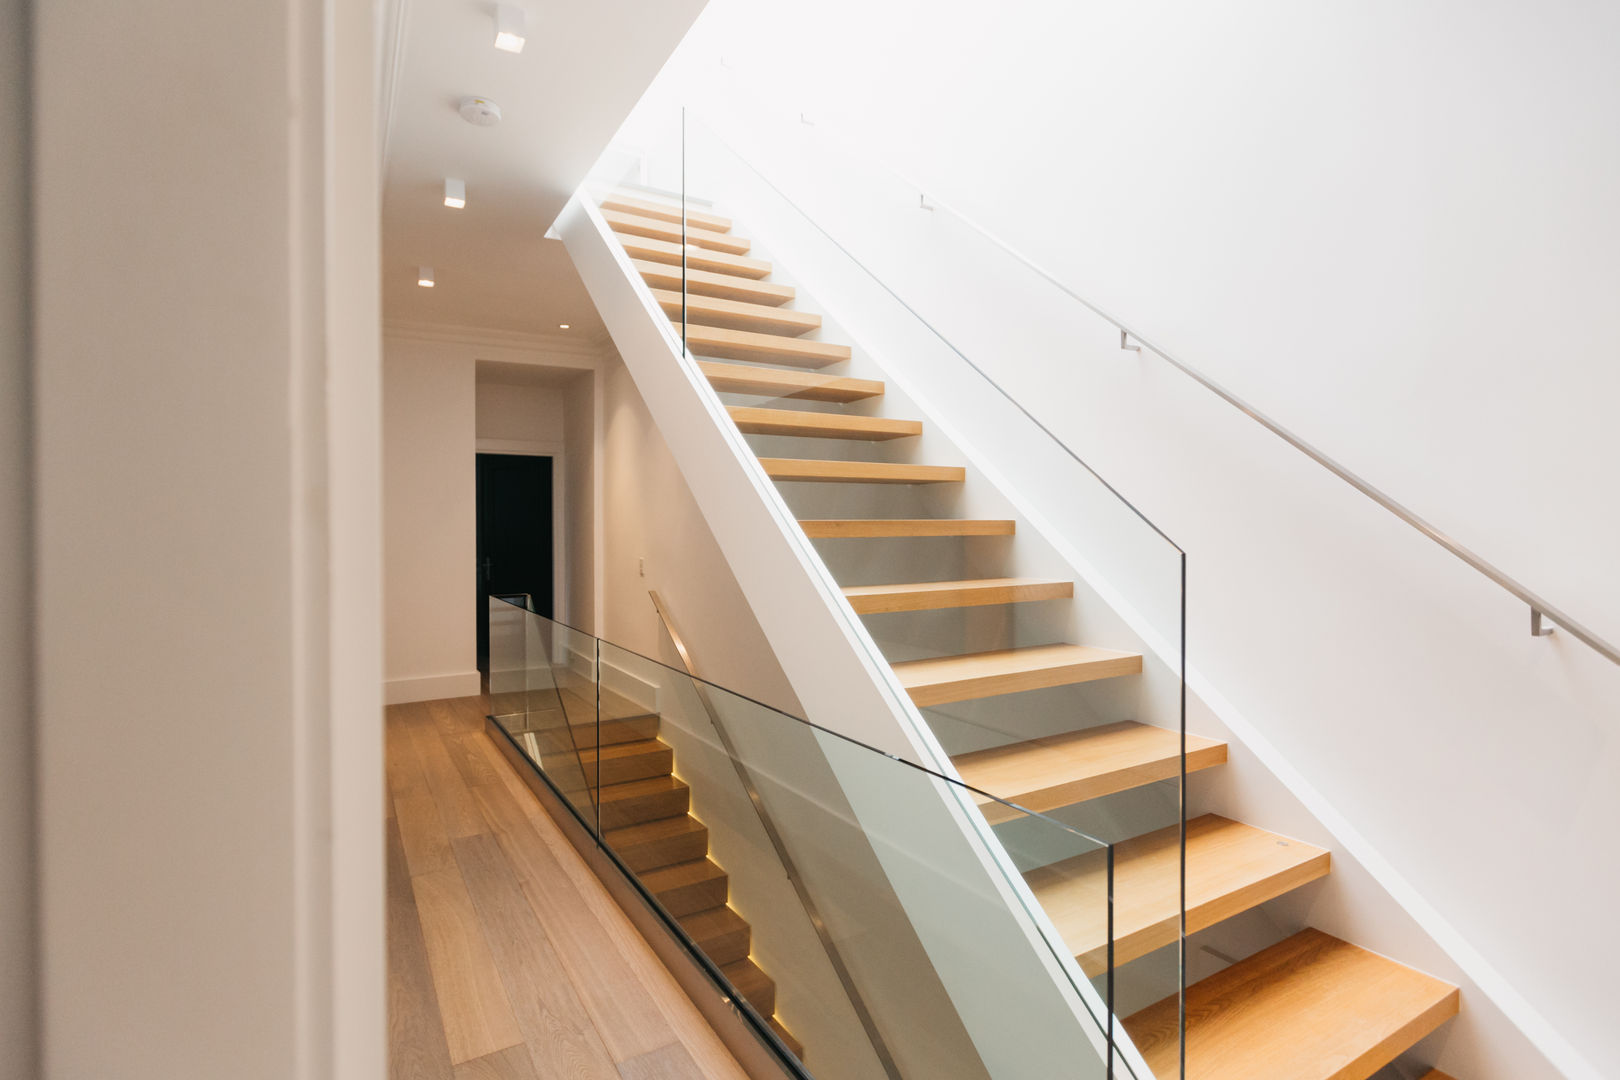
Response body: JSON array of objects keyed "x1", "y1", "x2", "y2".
[{"x1": 384, "y1": 671, "x2": 482, "y2": 705}]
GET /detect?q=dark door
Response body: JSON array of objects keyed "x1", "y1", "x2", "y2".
[{"x1": 476, "y1": 453, "x2": 554, "y2": 672}]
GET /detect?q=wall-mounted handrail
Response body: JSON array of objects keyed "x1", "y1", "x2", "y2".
[
  {"x1": 647, "y1": 590, "x2": 905, "y2": 1080},
  {"x1": 891, "y1": 179, "x2": 1618, "y2": 666}
]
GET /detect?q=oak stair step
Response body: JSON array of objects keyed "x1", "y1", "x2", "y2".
[
  {"x1": 729, "y1": 407, "x2": 921, "y2": 441},
  {"x1": 595, "y1": 775, "x2": 690, "y2": 831},
  {"x1": 653, "y1": 289, "x2": 820, "y2": 336},
  {"x1": 1420, "y1": 1072, "x2": 1457, "y2": 1080},
  {"x1": 768, "y1": 1017, "x2": 803, "y2": 1060},
  {"x1": 601, "y1": 191, "x2": 733, "y2": 233},
  {"x1": 1123, "y1": 928, "x2": 1460, "y2": 1080},
  {"x1": 893, "y1": 644, "x2": 1143, "y2": 707},
  {"x1": 554, "y1": 686, "x2": 659, "y2": 746},
  {"x1": 760, "y1": 458, "x2": 964, "y2": 485},
  {"x1": 700, "y1": 360, "x2": 882, "y2": 402},
  {"x1": 800, "y1": 518, "x2": 1016, "y2": 538},
  {"x1": 721, "y1": 957, "x2": 777, "y2": 1016},
  {"x1": 604, "y1": 815, "x2": 710, "y2": 873},
  {"x1": 683, "y1": 324, "x2": 851, "y2": 369},
  {"x1": 577, "y1": 738, "x2": 673, "y2": 787},
  {"x1": 641, "y1": 858, "x2": 730, "y2": 918},
  {"x1": 954, "y1": 720, "x2": 1228, "y2": 823},
  {"x1": 1026, "y1": 815, "x2": 1331, "y2": 975},
  {"x1": 844, "y1": 577, "x2": 1072, "y2": 614},
  {"x1": 678, "y1": 905, "x2": 752, "y2": 966},
  {"x1": 614, "y1": 234, "x2": 773, "y2": 279},
  {"x1": 634, "y1": 260, "x2": 795, "y2": 307},
  {"x1": 602, "y1": 207, "x2": 751, "y2": 255}
]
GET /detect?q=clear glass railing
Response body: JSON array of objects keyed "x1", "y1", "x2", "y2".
[
  {"x1": 580, "y1": 103, "x2": 1190, "y2": 1075},
  {"x1": 490, "y1": 596, "x2": 1153, "y2": 1079}
]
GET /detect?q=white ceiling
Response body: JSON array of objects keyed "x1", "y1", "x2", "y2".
[{"x1": 380, "y1": 0, "x2": 707, "y2": 337}]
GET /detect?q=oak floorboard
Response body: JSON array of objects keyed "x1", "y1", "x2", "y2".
[
  {"x1": 452, "y1": 833, "x2": 620, "y2": 1080},
  {"x1": 388, "y1": 816, "x2": 455, "y2": 1080},
  {"x1": 395, "y1": 792, "x2": 456, "y2": 878},
  {"x1": 410, "y1": 864, "x2": 526, "y2": 1064},
  {"x1": 452, "y1": 1045, "x2": 540, "y2": 1080},
  {"x1": 411, "y1": 719, "x2": 491, "y2": 839},
  {"x1": 616, "y1": 1043, "x2": 707, "y2": 1080}
]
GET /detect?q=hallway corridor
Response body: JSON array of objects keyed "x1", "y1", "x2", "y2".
[{"x1": 386, "y1": 696, "x2": 751, "y2": 1080}]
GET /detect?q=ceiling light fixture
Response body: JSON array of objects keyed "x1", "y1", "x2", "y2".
[
  {"x1": 418, "y1": 267, "x2": 434, "y2": 288},
  {"x1": 494, "y1": 4, "x2": 526, "y2": 53},
  {"x1": 444, "y1": 178, "x2": 465, "y2": 208},
  {"x1": 558, "y1": 324, "x2": 570, "y2": 330}
]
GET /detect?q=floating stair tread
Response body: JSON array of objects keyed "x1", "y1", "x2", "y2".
[
  {"x1": 652, "y1": 289, "x2": 820, "y2": 336},
  {"x1": 700, "y1": 360, "x2": 882, "y2": 402},
  {"x1": 603, "y1": 814, "x2": 710, "y2": 874},
  {"x1": 1027, "y1": 814, "x2": 1331, "y2": 974},
  {"x1": 1124, "y1": 928, "x2": 1460, "y2": 1080},
  {"x1": 721, "y1": 957, "x2": 776, "y2": 1016},
  {"x1": 769, "y1": 1017, "x2": 803, "y2": 1060},
  {"x1": 683, "y1": 323, "x2": 851, "y2": 369},
  {"x1": 1420, "y1": 1072, "x2": 1457, "y2": 1080},
  {"x1": 844, "y1": 577, "x2": 1073, "y2": 614},
  {"x1": 576, "y1": 738, "x2": 670, "y2": 778},
  {"x1": 603, "y1": 814, "x2": 706, "y2": 848},
  {"x1": 729, "y1": 407, "x2": 921, "y2": 442},
  {"x1": 678, "y1": 905, "x2": 751, "y2": 965},
  {"x1": 601, "y1": 191, "x2": 732, "y2": 233},
  {"x1": 894, "y1": 644, "x2": 1143, "y2": 707},
  {"x1": 760, "y1": 458, "x2": 965, "y2": 485},
  {"x1": 601, "y1": 207, "x2": 751, "y2": 255},
  {"x1": 800, "y1": 518, "x2": 1016, "y2": 538},
  {"x1": 593, "y1": 775, "x2": 690, "y2": 830},
  {"x1": 640, "y1": 857, "x2": 729, "y2": 917},
  {"x1": 955, "y1": 720, "x2": 1227, "y2": 823},
  {"x1": 634, "y1": 260, "x2": 794, "y2": 306},
  {"x1": 614, "y1": 234, "x2": 773, "y2": 279},
  {"x1": 594, "y1": 773, "x2": 685, "y2": 802}
]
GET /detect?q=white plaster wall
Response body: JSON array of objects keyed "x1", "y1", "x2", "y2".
[
  {"x1": 476, "y1": 381, "x2": 567, "y2": 443},
  {"x1": 383, "y1": 341, "x2": 479, "y2": 703},
  {"x1": 0, "y1": 1, "x2": 35, "y2": 1076}
]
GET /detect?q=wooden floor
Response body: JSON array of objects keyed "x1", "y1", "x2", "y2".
[{"x1": 388, "y1": 694, "x2": 752, "y2": 1080}]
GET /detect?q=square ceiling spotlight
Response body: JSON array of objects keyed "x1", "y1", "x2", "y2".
[
  {"x1": 444, "y1": 178, "x2": 465, "y2": 208},
  {"x1": 417, "y1": 267, "x2": 434, "y2": 288},
  {"x1": 494, "y1": 4, "x2": 525, "y2": 53}
]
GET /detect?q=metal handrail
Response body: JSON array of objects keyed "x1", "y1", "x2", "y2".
[
  {"x1": 647, "y1": 590, "x2": 905, "y2": 1080},
  {"x1": 897, "y1": 184, "x2": 1618, "y2": 666}
]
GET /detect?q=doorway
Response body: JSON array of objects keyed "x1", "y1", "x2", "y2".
[{"x1": 476, "y1": 452, "x2": 555, "y2": 673}]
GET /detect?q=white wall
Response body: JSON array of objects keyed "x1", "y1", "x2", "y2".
[
  {"x1": 628, "y1": 4, "x2": 1620, "y2": 1074},
  {"x1": 384, "y1": 341, "x2": 479, "y2": 703},
  {"x1": 0, "y1": 1, "x2": 35, "y2": 1076},
  {"x1": 31, "y1": 1, "x2": 384, "y2": 1077}
]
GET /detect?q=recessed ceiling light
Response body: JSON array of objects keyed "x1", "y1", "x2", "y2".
[
  {"x1": 418, "y1": 267, "x2": 434, "y2": 288},
  {"x1": 494, "y1": 4, "x2": 526, "y2": 52},
  {"x1": 558, "y1": 324, "x2": 570, "y2": 330},
  {"x1": 444, "y1": 178, "x2": 465, "y2": 208}
]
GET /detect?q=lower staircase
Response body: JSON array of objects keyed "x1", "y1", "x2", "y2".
[
  {"x1": 530, "y1": 682, "x2": 803, "y2": 1058},
  {"x1": 588, "y1": 186, "x2": 1463, "y2": 1079}
]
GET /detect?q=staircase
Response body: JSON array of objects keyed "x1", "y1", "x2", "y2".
[
  {"x1": 594, "y1": 188, "x2": 1462, "y2": 1079},
  {"x1": 530, "y1": 681, "x2": 803, "y2": 1057}
]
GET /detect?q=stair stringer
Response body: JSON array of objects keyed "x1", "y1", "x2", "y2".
[{"x1": 559, "y1": 190, "x2": 1148, "y2": 1080}]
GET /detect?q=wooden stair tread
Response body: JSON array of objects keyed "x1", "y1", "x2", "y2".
[
  {"x1": 682, "y1": 323, "x2": 851, "y2": 369},
  {"x1": 768, "y1": 1017, "x2": 803, "y2": 1059},
  {"x1": 594, "y1": 774, "x2": 685, "y2": 802},
  {"x1": 1419, "y1": 1071, "x2": 1457, "y2": 1080},
  {"x1": 602, "y1": 207, "x2": 751, "y2": 255},
  {"x1": 1124, "y1": 928, "x2": 1460, "y2": 1080},
  {"x1": 634, "y1": 260, "x2": 794, "y2": 306},
  {"x1": 603, "y1": 813, "x2": 709, "y2": 873},
  {"x1": 800, "y1": 518, "x2": 1015, "y2": 538},
  {"x1": 603, "y1": 813, "x2": 705, "y2": 846},
  {"x1": 729, "y1": 406, "x2": 921, "y2": 442},
  {"x1": 678, "y1": 904, "x2": 751, "y2": 965},
  {"x1": 1027, "y1": 814, "x2": 1331, "y2": 974},
  {"x1": 641, "y1": 857, "x2": 730, "y2": 918},
  {"x1": 700, "y1": 360, "x2": 882, "y2": 402},
  {"x1": 720, "y1": 957, "x2": 776, "y2": 1016},
  {"x1": 601, "y1": 191, "x2": 732, "y2": 233},
  {"x1": 760, "y1": 457, "x2": 964, "y2": 485},
  {"x1": 614, "y1": 234, "x2": 772, "y2": 279},
  {"x1": 894, "y1": 644, "x2": 1143, "y2": 707},
  {"x1": 954, "y1": 720, "x2": 1227, "y2": 822},
  {"x1": 653, "y1": 289, "x2": 820, "y2": 336},
  {"x1": 576, "y1": 738, "x2": 671, "y2": 786},
  {"x1": 594, "y1": 774, "x2": 689, "y2": 831},
  {"x1": 844, "y1": 577, "x2": 1071, "y2": 614}
]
